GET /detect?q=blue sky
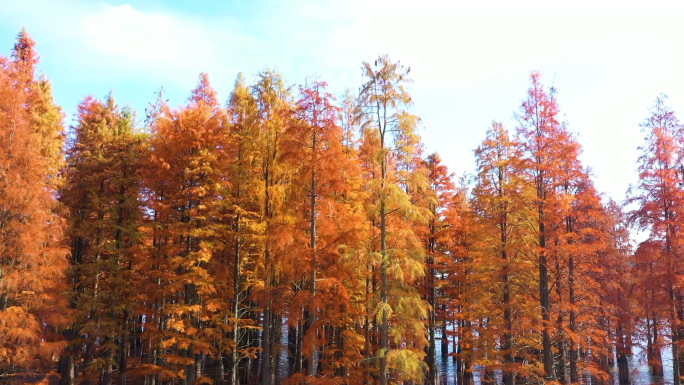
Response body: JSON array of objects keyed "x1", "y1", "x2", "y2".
[{"x1": 2, "y1": 0, "x2": 684, "y2": 207}]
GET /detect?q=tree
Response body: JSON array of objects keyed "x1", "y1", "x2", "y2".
[
  {"x1": 0, "y1": 29, "x2": 68, "y2": 374},
  {"x1": 279, "y1": 79, "x2": 368, "y2": 383},
  {"x1": 60, "y1": 94, "x2": 144, "y2": 385},
  {"x1": 143, "y1": 73, "x2": 229, "y2": 384},
  {"x1": 471, "y1": 122, "x2": 536, "y2": 384},
  {"x1": 418, "y1": 153, "x2": 454, "y2": 385},
  {"x1": 599, "y1": 201, "x2": 634, "y2": 385},
  {"x1": 627, "y1": 94, "x2": 684, "y2": 385},
  {"x1": 251, "y1": 69, "x2": 293, "y2": 385},
  {"x1": 440, "y1": 178, "x2": 477, "y2": 385},
  {"x1": 221, "y1": 72, "x2": 262, "y2": 385},
  {"x1": 515, "y1": 72, "x2": 593, "y2": 382},
  {"x1": 560, "y1": 176, "x2": 612, "y2": 384},
  {"x1": 515, "y1": 72, "x2": 565, "y2": 381},
  {"x1": 359, "y1": 54, "x2": 428, "y2": 385}
]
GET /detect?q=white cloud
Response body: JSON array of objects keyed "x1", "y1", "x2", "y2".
[
  {"x1": 74, "y1": 3, "x2": 274, "y2": 93},
  {"x1": 80, "y1": 4, "x2": 216, "y2": 75}
]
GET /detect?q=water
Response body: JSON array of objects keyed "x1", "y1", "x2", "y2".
[
  {"x1": 624, "y1": 345, "x2": 672, "y2": 385},
  {"x1": 434, "y1": 337, "x2": 676, "y2": 385},
  {"x1": 275, "y1": 323, "x2": 677, "y2": 384}
]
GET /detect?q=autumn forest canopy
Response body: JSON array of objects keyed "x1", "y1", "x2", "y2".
[{"x1": 3, "y1": 29, "x2": 684, "y2": 385}]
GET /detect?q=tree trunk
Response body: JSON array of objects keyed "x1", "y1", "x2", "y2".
[
  {"x1": 616, "y1": 322, "x2": 630, "y2": 385},
  {"x1": 426, "y1": 219, "x2": 439, "y2": 385},
  {"x1": 427, "y1": 299, "x2": 439, "y2": 385},
  {"x1": 501, "y1": 208, "x2": 514, "y2": 385},
  {"x1": 260, "y1": 300, "x2": 272, "y2": 385},
  {"x1": 539, "y1": 216, "x2": 554, "y2": 381},
  {"x1": 216, "y1": 352, "x2": 225, "y2": 385},
  {"x1": 58, "y1": 351, "x2": 75, "y2": 385},
  {"x1": 295, "y1": 317, "x2": 304, "y2": 374},
  {"x1": 671, "y1": 286, "x2": 681, "y2": 385},
  {"x1": 308, "y1": 166, "x2": 318, "y2": 377},
  {"x1": 379, "y1": 143, "x2": 389, "y2": 385},
  {"x1": 335, "y1": 305, "x2": 346, "y2": 377},
  {"x1": 555, "y1": 261, "x2": 566, "y2": 385},
  {"x1": 119, "y1": 337, "x2": 128, "y2": 385},
  {"x1": 649, "y1": 314, "x2": 664, "y2": 376},
  {"x1": 568, "y1": 256, "x2": 578, "y2": 384},
  {"x1": 441, "y1": 318, "x2": 449, "y2": 358},
  {"x1": 457, "y1": 319, "x2": 472, "y2": 385}
]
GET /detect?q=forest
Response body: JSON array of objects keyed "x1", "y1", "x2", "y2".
[{"x1": 0, "y1": 29, "x2": 682, "y2": 385}]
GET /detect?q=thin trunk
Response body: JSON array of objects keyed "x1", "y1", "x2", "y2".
[
  {"x1": 294, "y1": 315, "x2": 303, "y2": 374},
  {"x1": 58, "y1": 347, "x2": 75, "y2": 385},
  {"x1": 458, "y1": 319, "x2": 472, "y2": 385},
  {"x1": 538, "y1": 208, "x2": 554, "y2": 381},
  {"x1": 652, "y1": 314, "x2": 664, "y2": 376},
  {"x1": 500, "y1": 197, "x2": 514, "y2": 385},
  {"x1": 427, "y1": 217, "x2": 439, "y2": 385},
  {"x1": 671, "y1": 286, "x2": 681, "y2": 385},
  {"x1": 379, "y1": 129, "x2": 389, "y2": 385},
  {"x1": 555, "y1": 257, "x2": 565, "y2": 385},
  {"x1": 452, "y1": 320, "x2": 457, "y2": 363},
  {"x1": 427, "y1": 275, "x2": 438, "y2": 385},
  {"x1": 441, "y1": 316, "x2": 449, "y2": 358},
  {"x1": 119, "y1": 337, "x2": 128, "y2": 385},
  {"x1": 568, "y1": 256, "x2": 578, "y2": 384},
  {"x1": 100, "y1": 353, "x2": 113, "y2": 385},
  {"x1": 335, "y1": 303, "x2": 346, "y2": 377},
  {"x1": 678, "y1": 292, "x2": 684, "y2": 380},
  {"x1": 261, "y1": 157, "x2": 274, "y2": 385},
  {"x1": 216, "y1": 351, "x2": 225, "y2": 385},
  {"x1": 114, "y1": 180, "x2": 128, "y2": 385},
  {"x1": 231, "y1": 212, "x2": 241, "y2": 385},
  {"x1": 363, "y1": 262, "x2": 371, "y2": 385},
  {"x1": 261, "y1": 297, "x2": 272, "y2": 385},
  {"x1": 616, "y1": 322, "x2": 630, "y2": 385},
  {"x1": 308, "y1": 160, "x2": 317, "y2": 377},
  {"x1": 502, "y1": 269, "x2": 514, "y2": 385}
]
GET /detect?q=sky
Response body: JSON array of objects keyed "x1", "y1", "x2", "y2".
[{"x1": 1, "y1": 0, "x2": 684, "y2": 207}]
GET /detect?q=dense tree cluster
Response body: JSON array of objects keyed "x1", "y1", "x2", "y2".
[{"x1": 0, "y1": 30, "x2": 681, "y2": 385}]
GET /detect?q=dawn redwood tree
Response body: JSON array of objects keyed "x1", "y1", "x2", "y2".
[
  {"x1": 419, "y1": 153, "x2": 455, "y2": 385},
  {"x1": 543, "y1": 128, "x2": 609, "y2": 384},
  {"x1": 143, "y1": 73, "x2": 229, "y2": 384},
  {"x1": 515, "y1": 72, "x2": 560, "y2": 380},
  {"x1": 513, "y1": 74, "x2": 613, "y2": 384},
  {"x1": 561, "y1": 175, "x2": 612, "y2": 383},
  {"x1": 359, "y1": 54, "x2": 428, "y2": 384},
  {"x1": 0, "y1": 30, "x2": 68, "y2": 374},
  {"x1": 12, "y1": 29, "x2": 65, "y2": 190},
  {"x1": 627, "y1": 94, "x2": 684, "y2": 385},
  {"x1": 283, "y1": 80, "x2": 335, "y2": 378},
  {"x1": 598, "y1": 200, "x2": 634, "y2": 385},
  {"x1": 441, "y1": 179, "x2": 477, "y2": 385},
  {"x1": 251, "y1": 69, "x2": 292, "y2": 385},
  {"x1": 632, "y1": 240, "x2": 667, "y2": 376},
  {"x1": 60, "y1": 94, "x2": 144, "y2": 385},
  {"x1": 222, "y1": 73, "x2": 262, "y2": 385},
  {"x1": 280, "y1": 80, "x2": 367, "y2": 383},
  {"x1": 355, "y1": 101, "x2": 382, "y2": 383},
  {"x1": 515, "y1": 71, "x2": 581, "y2": 381},
  {"x1": 471, "y1": 122, "x2": 536, "y2": 384},
  {"x1": 335, "y1": 88, "x2": 374, "y2": 384}
]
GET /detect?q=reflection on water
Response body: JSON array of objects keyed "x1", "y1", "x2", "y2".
[
  {"x1": 275, "y1": 323, "x2": 676, "y2": 384},
  {"x1": 623, "y1": 345, "x2": 672, "y2": 385},
  {"x1": 436, "y1": 335, "x2": 457, "y2": 385},
  {"x1": 435, "y1": 339, "x2": 676, "y2": 385}
]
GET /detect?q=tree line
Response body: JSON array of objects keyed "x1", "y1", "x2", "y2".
[{"x1": 0, "y1": 29, "x2": 681, "y2": 385}]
